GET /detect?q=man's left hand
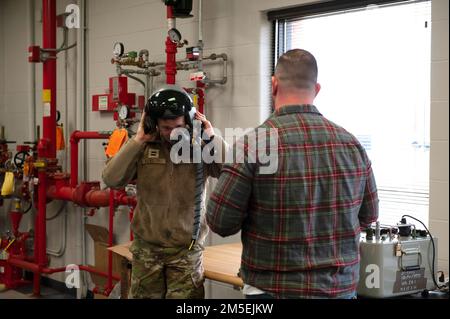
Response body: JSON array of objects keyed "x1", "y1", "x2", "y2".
[{"x1": 195, "y1": 111, "x2": 215, "y2": 138}]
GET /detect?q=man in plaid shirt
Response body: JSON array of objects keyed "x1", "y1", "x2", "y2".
[{"x1": 206, "y1": 49, "x2": 379, "y2": 299}]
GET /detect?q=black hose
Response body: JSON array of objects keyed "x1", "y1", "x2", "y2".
[
  {"x1": 189, "y1": 162, "x2": 204, "y2": 250},
  {"x1": 22, "y1": 201, "x2": 32, "y2": 214},
  {"x1": 402, "y1": 214, "x2": 446, "y2": 290}
]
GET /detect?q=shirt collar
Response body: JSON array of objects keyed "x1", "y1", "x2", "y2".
[{"x1": 274, "y1": 104, "x2": 322, "y2": 117}]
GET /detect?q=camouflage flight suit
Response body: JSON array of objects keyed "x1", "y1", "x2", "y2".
[
  {"x1": 129, "y1": 237, "x2": 204, "y2": 299},
  {"x1": 102, "y1": 135, "x2": 226, "y2": 299}
]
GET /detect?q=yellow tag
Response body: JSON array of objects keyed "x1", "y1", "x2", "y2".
[
  {"x1": 42, "y1": 89, "x2": 51, "y2": 103},
  {"x1": 1, "y1": 171, "x2": 15, "y2": 196},
  {"x1": 193, "y1": 94, "x2": 198, "y2": 107},
  {"x1": 34, "y1": 161, "x2": 46, "y2": 168}
]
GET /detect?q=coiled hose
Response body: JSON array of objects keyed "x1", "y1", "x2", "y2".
[
  {"x1": 189, "y1": 162, "x2": 204, "y2": 250},
  {"x1": 189, "y1": 124, "x2": 204, "y2": 250}
]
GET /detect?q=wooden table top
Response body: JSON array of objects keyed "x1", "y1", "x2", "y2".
[
  {"x1": 203, "y1": 242, "x2": 243, "y2": 288},
  {"x1": 109, "y1": 241, "x2": 244, "y2": 287}
]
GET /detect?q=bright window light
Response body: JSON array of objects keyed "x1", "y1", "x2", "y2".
[{"x1": 277, "y1": 1, "x2": 431, "y2": 226}]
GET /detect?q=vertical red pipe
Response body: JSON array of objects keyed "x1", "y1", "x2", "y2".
[
  {"x1": 70, "y1": 135, "x2": 79, "y2": 188},
  {"x1": 129, "y1": 207, "x2": 134, "y2": 241},
  {"x1": 31, "y1": 0, "x2": 56, "y2": 296},
  {"x1": 37, "y1": 169, "x2": 47, "y2": 270},
  {"x1": 108, "y1": 190, "x2": 114, "y2": 291},
  {"x1": 165, "y1": 6, "x2": 177, "y2": 85},
  {"x1": 33, "y1": 159, "x2": 47, "y2": 296},
  {"x1": 70, "y1": 131, "x2": 110, "y2": 188},
  {"x1": 196, "y1": 82, "x2": 205, "y2": 114},
  {"x1": 42, "y1": 0, "x2": 57, "y2": 158}
]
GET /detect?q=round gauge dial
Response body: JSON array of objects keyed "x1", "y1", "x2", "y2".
[
  {"x1": 118, "y1": 105, "x2": 129, "y2": 120},
  {"x1": 168, "y1": 28, "x2": 182, "y2": 43},
  {"x1": 113, "y1": 42, "x2": 124, "y2": 58}
]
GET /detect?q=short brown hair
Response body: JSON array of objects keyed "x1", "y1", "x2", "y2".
[{"x1": 275, "y1": 49, "x2": 318, "y2": 90}]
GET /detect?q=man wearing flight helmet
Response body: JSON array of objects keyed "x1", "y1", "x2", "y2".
[{"x1": 102, "y1": 85, "x2": 226, "y2": 299}]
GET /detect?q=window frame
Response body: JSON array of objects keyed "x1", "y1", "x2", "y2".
[{"x1": 269, "y1": 0, "x2": 432, "y2": 226}]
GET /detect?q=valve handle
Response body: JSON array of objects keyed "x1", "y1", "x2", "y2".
[{"x1": 13, "y1": 151, "x2": 29, "y2": 169}]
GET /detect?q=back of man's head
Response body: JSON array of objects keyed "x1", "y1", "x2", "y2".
[{"x1": 275, "y1": 49, "x2": 318, "y2": 91}]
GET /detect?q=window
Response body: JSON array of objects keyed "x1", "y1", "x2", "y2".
[{"x1": 271, "y1": 0, "x2": 431, "y2": 226}]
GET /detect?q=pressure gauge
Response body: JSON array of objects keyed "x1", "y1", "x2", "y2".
[
  {"x1": 168, "y1": 28, "x2": 182, "y2": 43},
  {"x1": 113, "y1": 42, "x2": 124, "y2": 58},
  {"x1": 118, "y1": 105, "x2": 129, "y2": 120}
]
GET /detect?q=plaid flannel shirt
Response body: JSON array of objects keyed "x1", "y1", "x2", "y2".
[{"x1": 206, "y1": 104, "x2": 379, "y2": 298}]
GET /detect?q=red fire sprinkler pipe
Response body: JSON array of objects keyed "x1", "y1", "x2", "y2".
[
  {"x1": 129, "y1": 206, "x2": 135, "y2": 241},
  {"x1": 35, "y1": 166, "x2": 48, "y2": 296},
  {"x1": 7, "y1": 258, "x2": 120, "y2": 281},
  {"x1": 70, "y1": 131, "x2": 111, "y2": 188},
  {"x1": 42, "y1": 0, "x2": 57, "y2": 159},
  {"x1": 30, "y1": 0, "x2": 57, "y2": 295},
  {"x1": 166, "y1": 6, "x2": 177, "y2": 85},
  {"x1": 196, "y1": 81, "x2": 205, "y2": 114}
]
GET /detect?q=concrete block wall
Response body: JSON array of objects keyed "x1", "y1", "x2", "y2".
[{"x1": 429, "y1": 0, "x2": 449, "y2": 275}]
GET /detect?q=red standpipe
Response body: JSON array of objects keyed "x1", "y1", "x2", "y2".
[
  {"x1": 196, "y1": 81, "x2": 205, "y2": 114},
  {"x1": 129, "y1": 206, "x2": 135, "y2": 241},
  {"x1": 42, "y1": 0, "x2": 56, "y2": 159},
  {"x1": 13, "y1": 0, "x2": 136, "y2": 297},
  {"x1": 166, "y1": 6, "x2": 177, "y2": 85},
  {"x1": 31, "y1": 0, "x2": 56, "y2": 295}
]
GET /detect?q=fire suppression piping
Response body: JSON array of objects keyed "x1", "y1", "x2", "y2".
[
  {"x1": 3, "y1": 0, "x2": 228, "y2": 297},
  {"x1": 166, "y1": 5, "x2": 178, "y2": 85},
  {"x1": 7, "y1": 258, "x2": 120, "y2": 280},
  {"x1": 5, "y1": 0, "x2": 137, "y2": 296},
  {"x1": 70, "y1": 130, "x2": 110, "y2": 188},
  {"x1": 196, "y1": 81, "x2": 205, "y2": 114},
  {"x1": 42, "y1": 0, "x2": 57, "y2": 159}
]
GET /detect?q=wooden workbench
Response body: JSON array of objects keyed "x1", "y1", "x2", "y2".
[
  {"x1": 203, "y1": 242, "x2": 243, "y2": 288},
  {"x1": 108, "y1": 242, "x2": 244, "y2": 298}
]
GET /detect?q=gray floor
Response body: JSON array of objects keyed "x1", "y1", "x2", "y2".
[{"x1": 0, "y1": 285, "x2": 75, "y2": 299}]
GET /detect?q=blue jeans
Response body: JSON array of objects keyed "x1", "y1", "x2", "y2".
[
  {"x1": 245, "y1": 293, "x2": 274, "y2": 299},
  {"x1": 245, "y1": 291, "x2": 357, "y2": 299}
]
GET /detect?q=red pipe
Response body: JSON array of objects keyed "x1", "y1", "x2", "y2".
[
  {"x1": 42, "y1": 0, "x2": 56, "y2": 159},
  {"x1": 37, "y1": 170, "x2": 47, "y2": 268},
  {"x1": 129, "y1": 206, "x2": 135, "y2": 241},
  {"x1": 85, "y1": 189, "x2": 110, "y2": 206},
  {"x1": 47, "y1": 185, "x2": 136, "y2": 208},
  {"x1": 78, "y1": 265, "x2": 120, "y2": 281},
  {"x1": 114, "y1": 190, "x2": 137, "y2": 207},
  {"x1": 8, "y1": 258, "x2": 40, "y2": 273},
  {"x1": 32, "y1": 169, "x2": 47, "y2": 295},
  {"x1": 166, "y1": 6, "x2": 177, "y2": 85},
  {"x1": 70, "y1": 131, "x2": 110, "y2": 188},
  {"x1": 31, "y1": 0, "x2": 56, "y2": 295},
  {"x1": 8, "y1": 258, "x2": 120, "y2": 281},
  {"x1": 167, "y1": 5, "x2": 174, "y2": 19},
  {"x1": 196, "y1": 82, "x2": 205, "y2": 114}
]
